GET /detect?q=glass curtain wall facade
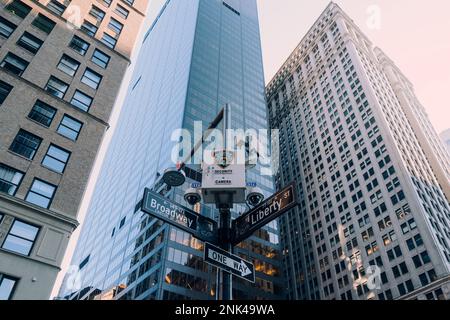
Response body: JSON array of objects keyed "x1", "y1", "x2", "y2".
[{"x1": 60, "y1": 0, "x2": 283, "y2": 300}]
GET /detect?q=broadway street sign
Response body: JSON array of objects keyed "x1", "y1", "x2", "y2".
[
  {"x1": 204, "y1": 242, "x2": 255, "y2": 283},
  {"x1": 141, "y1": 188, "x2": 218, "y2": 243},
  {"x1": 232, "y1": 183, "x2": 297, "y2": 245}
]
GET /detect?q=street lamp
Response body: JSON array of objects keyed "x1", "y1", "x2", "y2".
[{"x1": 161, "y1": 167, "x2": 186, "y2": 187}]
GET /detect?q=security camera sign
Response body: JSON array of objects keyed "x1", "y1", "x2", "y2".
[
  {"x1": 201, "y1": 150, "x2": 246, "y2": 204},
  {"x1": 232, "y1": 183, "x2": 297, "y2": 245},
  {"x1": 141, "y1": 188, "x2": 218, "y2": 244}
]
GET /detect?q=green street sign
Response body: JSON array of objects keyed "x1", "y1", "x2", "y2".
[{"x1": 141, "y1": 188, "x2": 218, "y2": 244}]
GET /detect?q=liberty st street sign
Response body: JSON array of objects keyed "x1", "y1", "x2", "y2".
[{"x1": 232, "y1": 183, "x2": 297, "y2": 245}]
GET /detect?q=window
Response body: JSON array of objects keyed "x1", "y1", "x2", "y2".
[
  {"x1": 1, "y1": 53, "x2": 29, "y2": 76},
  {"x1": 79, "y1": 255, "x2": 90, "y2": 270},
  {"x1": 81, "y1": 20, "x2": 98, "y2": 37},
  {"x1": 57, "y1": 54, "x2": 80, "y2": 76},
  {"x1": 5, "y1": 1, "x2": 31, "y2": 19},
  {"x1": 412, "y1": 255, "x2": 422, "y2": 268},
  {"x1": 25, "y1": 179, "x2": 56, "y2": 209},
  {"x1": 81, "y1": 68, "x2": 102, "y2": 89},
  {"x1": 47, "y1": 0, "x2": 66, "y2": 16},
  {"x1": 0, "y1": 275, "x2": 18, "y2": 300},
  {"x1": 45, "y1": 76, "x2": 69, "y2": 98},
  {"x1": 0, "y1": 17, "x2": 17, "y2": 38},
  {"x1": 71, "y1": 90, "x2": 92, "y2": 112},
  {"x1": 115, "y1": 5, "x2": 129, "y2": 19},
  {"x1": 100, "y1": 0, "x2": 112, "y2": 7},
  {"x1": 123, "y1": 0, "x2": 135, "y2": 6},
  {"x1": 42, "y1": 145, "x2": 70, "y2": 173},
  {"x1": 108, "y1": 18, "x2": 123, "y2": 34},
  {"x1": 0, "y1": 164, "x2": 24, "y2": 196},
  {"x1": 17, "y1": 32, "x2": 43, "y2": 54},
  {"x1": 89, "y1": 6, "x2": 105, "y2": 21},
  {"x1": 28, "y1": 100, "x2": 56, "y2": 127},
  {"x1": 32, "y1": 14, "x2": 56, "y2": 34},
  {"x1": 401, "y1": 219, "x2": 417, "y2": 234},
  {"x1": 101, "y1": 33, "x2": 117, "y2": 49},
  {"x1": 58, "y1": 115, "x2": 82, "y2": 140},
  {"x1": 69, "y1": 36, "x2": 90, "y2": 56},
  {"x1": 0, "y1": 81, "x2": 13, "y2": 105},
  {"x1": 2, "y1": 219, "x2": 39, "y2": 256},
  {"x1": 91, "y1": 49, "x2": 110, "y2": 68},
  {"x1": 9, "y1": 129, "x2": 42, "y2": 160}
]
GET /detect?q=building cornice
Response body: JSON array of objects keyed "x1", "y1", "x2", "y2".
[{"x1": 0, "y1": 193, "x2": 79, "y2": 230}]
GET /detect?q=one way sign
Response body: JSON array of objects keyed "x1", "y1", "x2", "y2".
[{"x1": 204, "y1": 242, "x2": 255, "y2": 283}]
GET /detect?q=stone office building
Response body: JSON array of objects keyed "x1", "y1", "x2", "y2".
[{"x1": 0, "y1": 0, "x2": 147, "y2": 299}]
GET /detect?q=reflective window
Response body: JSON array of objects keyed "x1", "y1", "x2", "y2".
[
  {"x1": 25, "y1": 179, "x2": 56, "y2": 209},
  {"x1": 45, "y1": 76, "x2": 68, "y2": 99},
  {"x1": 101, "y1": 33, "x2": 116, "y2": 49},
  {"x1": 57, "y1": 54, "x2": 80, "y2": 76},
  {"x1": 5, "y1": 1, "x2": 31, "y2": 19},
  {"x1": 0, "y1": 164, "x2": 24, "y2": 196},
  {"x1": 0, "y1": 275, "x2": 18, "y2": 300},
  {"x1": 71, "y1": 90, "x2": 92, "y2": 112},
  {"x1": 69, "y1": 36, "x2": 90, "y2": 56},
  {"x1": 9, "y1": 129, "x2": 42, "y2": 160},
  {"x1": 81, "y1": 68, "x2": 102, "y2": 90},
  {"x1": 108, "y1": 18, "x2": 123, "y2": 34},
  {"x1": 0, "y1": 17, "x2": 17, "y2": 38},
  {"x1": 31, "y1": 14, "x2": 56, "y2": 34},
  {"x1": 28, "y1": 100, "x2": 57, "y2": 127},
  {"x1": 0, "y1": 53, "x2": 29, "y2": 76},
  {"x1": 89, "y1": 6, "x2": 105, "y2": 21},
  {"x1": 42, "y1": 145, "x2": 70, "y2": 173},
  {"x1": 57, "y1": 115, "x2": 82, "y2": 141},
  {"x1": 81, "y1": 20, "x2": 98, "y2": 37},
  {"x1": 0, "y1": 80, "x2": 13, "y2": 105},
  {"x1": 92, "y1": 49, "x2": 110, "y2": 69},
  {"x1": 46, "y1": 0, "x2": 66, "y2": 16},
  {"x1": 115, "y1": 5, "x2": 129, "y2": 19},
  {"x1": 2, "y1": 219, "x2": 39, "y2": 256},
  {"x1": 100, "y1": 0, "x2": 112, "y2": 7},
  {"x1": 17, "y1": 32, "x2": 44, "y2": 54}
]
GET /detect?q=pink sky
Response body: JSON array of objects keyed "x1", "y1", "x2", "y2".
[{"x1": 258, "y1": 0, "x2": 450, "y2": 134}]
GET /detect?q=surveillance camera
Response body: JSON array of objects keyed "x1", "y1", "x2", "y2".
[
  {"x1": 184, "y1": 188, "x2": 202, "y2": 206},
  {"x1": 246, "y1": 187, "x2": 264, "y2": 207}
]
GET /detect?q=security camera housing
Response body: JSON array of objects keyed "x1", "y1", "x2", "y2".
[
  {"x1": 184, "y1": 188, "x2": 202, "y2": 206},
  {"x1": 246, "y1": 187, "x2": 264, "y2": 207}
]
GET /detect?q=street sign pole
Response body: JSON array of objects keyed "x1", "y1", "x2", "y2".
[
  {"x1": 139, "y1": 103, "x2": 296, "y2": 301},
  {"x1": 218, "y1": 207, "x2": 232, "y2": 301},
  {"x1": 218, "y1": 104, "x2": 232, "y2": 301}
]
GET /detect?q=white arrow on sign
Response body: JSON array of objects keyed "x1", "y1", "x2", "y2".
[{"x1": 208, "y1": 249, "x2": 252, "y2": 277}]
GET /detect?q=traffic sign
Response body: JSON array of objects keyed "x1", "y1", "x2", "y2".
[
  {"x1": 204, "y1": 242, "x2": 255, "y2": 283},
  {"x1": 232, "y1": 183, "x2": 297, "y2": 245},
  {"x1": 141, "y1": 188, "x2": 218, "y2": 243}
]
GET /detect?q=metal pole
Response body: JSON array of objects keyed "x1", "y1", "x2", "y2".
[
  {"x1": 220, "y1": 103, "x2": 232, "y2": 300},
  {"x1": 219, "y1": 207, "x2": 232, "y2": 300}
]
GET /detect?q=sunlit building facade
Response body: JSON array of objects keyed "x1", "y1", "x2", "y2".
[
  {"x1": 0, "y1": 0, "x2": 147, "y2": 299},
  {"x1": 60, "y1": 0, "x2": 284, "y2": 300},
  {"x1": 266, "y1": 3, "x2": 450, "y2": 300}
]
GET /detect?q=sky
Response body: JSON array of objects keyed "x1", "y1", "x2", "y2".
[
  {"x1": 51, "y1": 0, "x2": 450, "y2": 298},
  {"x1": 259, "y1": 0, "x2": 450, "y2": 134}
]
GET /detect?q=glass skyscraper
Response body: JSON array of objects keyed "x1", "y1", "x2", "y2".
[{"x1": 59, "y1": 0, "x2": 284, "y2": 300}]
